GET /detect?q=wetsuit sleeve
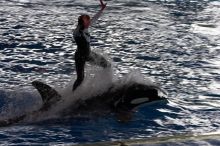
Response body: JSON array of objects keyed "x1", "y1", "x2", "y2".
[{"x1": 90, "y1": 9, "x2": 104, "y2": 27}]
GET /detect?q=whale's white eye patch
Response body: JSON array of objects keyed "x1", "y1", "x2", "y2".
[{"x1": 131, "y1": 98, "x2": 149, "y2": 105}]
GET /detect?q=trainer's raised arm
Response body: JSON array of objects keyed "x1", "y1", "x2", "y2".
[{"x1": 90, "y1": 0, "x2": 107, "y2": 26}]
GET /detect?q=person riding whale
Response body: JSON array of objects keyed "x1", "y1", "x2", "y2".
[{"x1": 72, "y1": 0, "x2": 111, "y2": 91}]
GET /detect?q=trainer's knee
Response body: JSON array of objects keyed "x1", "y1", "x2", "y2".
[{"x1": 77, "y1": 77, "x2": 84, "y2": 83}]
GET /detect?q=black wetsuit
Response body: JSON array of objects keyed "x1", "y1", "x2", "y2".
[{"x1": 72, "y1": 27, "x2": 110, "y2": 91}]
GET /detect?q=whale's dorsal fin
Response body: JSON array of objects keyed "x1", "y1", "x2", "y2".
[{"x1": 32, "y1": 81, "x2": 62, "y2": 111}]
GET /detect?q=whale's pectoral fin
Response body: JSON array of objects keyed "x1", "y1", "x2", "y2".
[
  {"x1": 115, "y1": 110, "x2": 133, "y2": 123},
  {"x1": 32, "y1": 81, "x2": 62, "y2": 111}
]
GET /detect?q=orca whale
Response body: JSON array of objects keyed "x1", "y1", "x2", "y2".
[{"x1": 0, "y1": 80, "x2": 167, "y2": 127}]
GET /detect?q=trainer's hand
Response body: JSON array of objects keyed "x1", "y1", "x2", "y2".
[{"x1": 100, "y1": 0, "x2": 107, "y2": 10}]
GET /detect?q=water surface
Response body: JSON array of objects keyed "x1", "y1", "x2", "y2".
[{"x1": 0, "y1": 0, "x2": 220, "y2": 145}]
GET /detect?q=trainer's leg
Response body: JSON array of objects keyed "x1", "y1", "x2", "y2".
[
  {"x1": 88, "y1": 52, "x2": 111, "y2": 68},
  {"x1": 72, "y1": 55, "x2": 85, "y2": 91}
]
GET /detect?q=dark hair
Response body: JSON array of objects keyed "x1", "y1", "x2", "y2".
[{"x1": 78, "y1": 14, "x2": 90, "y2": 30}]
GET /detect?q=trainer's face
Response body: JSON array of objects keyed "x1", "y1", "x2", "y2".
[{"x1": 83, "y1": 17, "x2": 90, "y2": 29}]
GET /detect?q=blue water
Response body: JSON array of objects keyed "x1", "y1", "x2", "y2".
[{"x1": 0, "y1": 0, "x2": 220, "y2": 145}]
